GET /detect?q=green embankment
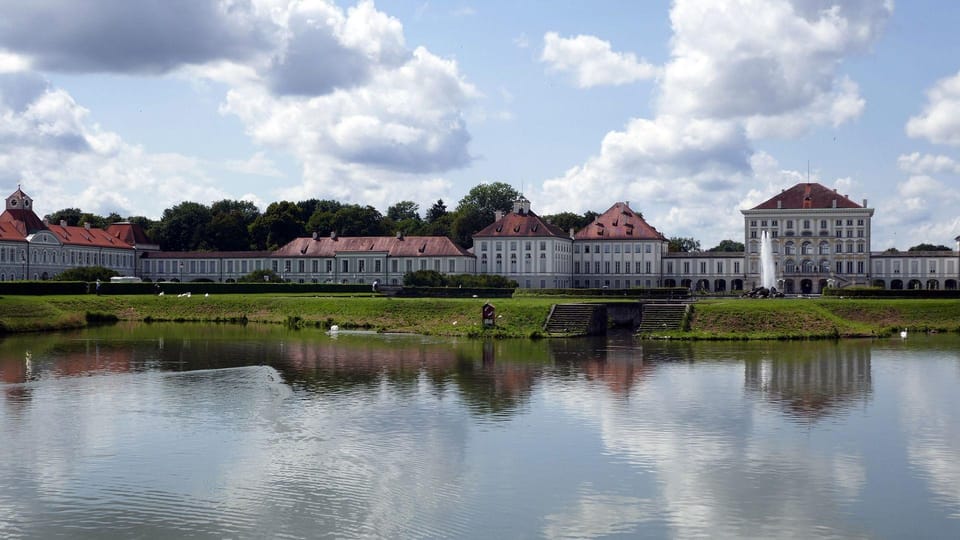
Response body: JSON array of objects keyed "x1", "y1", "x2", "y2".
[
  {"x1": 0, "y1": 294, "x2": 556, "y2": 338},
  {"x1": 680, "y1": 298, "x2": 960, "y2": 339},
  {"x1": 2, "y1": 294, "x2": 959, "y2": 339}
]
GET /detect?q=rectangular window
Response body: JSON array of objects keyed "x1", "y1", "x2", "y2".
[
  {"x1": 298, "y1": 260, "x2": 305, "y2": 272},
  {"x1": 594, "y1": 262, "x2": 600, "y2": 273},
  {"x1": 846, "y1": 261, "x2": 854, "y2": 273},
  {"x1": 645, "y1": 244, "x2": 651, "y2": 253},
  {"x1": 666, "y1": 262, "x2": 673, "y2": 273},
  {"x1": 786, "y1": 220, "x2": 793, "y2": 229},
  {"x1": 327, "y1": 260, "x2": 333, "y2": 272},
  {"x1": 604, "y1": 244, "x2": 611, "y2": 253},
  {"x1": 434, "y1": 260, "x2": 440, "y2": 271},
  {"x1": 342, "y1": 260, "x2": 349, "y2": 272},
  {"x1": 358, "y1": 259, "x2": 365, "y2": 272},
  {"x1": 510, "y1": 241, "x2": 517, "y2": 251},
  {"x1": 803, "y1": 220, "x2": 810, "y2": 229},
  {"x1": 604, "y1": 261, "x2": 610, "y2": 273},
  {"x1": 858, "y1": 261, "x2": 865, "y2": 274},
  {"x1": 683, "y1": 262, "x2": 690, "y2": 274},
  {"x1": 700, "y1": 262, "x2": 707, "y2": 273},
  {"x1": 645, "y1": 261, "x2": 651, "y2": 274},
  {"x1": 761, "y1": 220, "x2": 767, "y2": 226},
  {"x1": 376, "y1": 260, "x2": 382, "y2": 273},
  {"x1": 857, "y1": 219, "x2": 864, "y2": 226},
  {"x1": 614, "y1": 244, "x2": 621, "y2": 253},
  {"x1": 836, "y1": 261, "x2": 843, "y2": 274},
  {"x1": 525, "y1": 241, "x2": 531, "y2": 251},
  {"x1": 847, "y1": 219, "x2": 853, "y2": 226},
  {"x1": 406, "y1": 260, "x2": 413, "y2": 271},
  {"x1": 750, "y1": 220, "x2": 757, "y2": 226},
  {"x1": 420, "y1": 260, "x2": 427, "y2": 270},
  {"x1": 495, "y1": 242, "x2": 502, "y2": 251},
  {"x1": 390, "y1": 260, "x2": 397, "y2": 272},
  {"x1": 716, "y1": 262, "x2": 723, "y2": 273},
  {"x1": 614, "y1": 261, "x2": 620, "y2": 273},
  {"x1": 734, "y1": 261, "x2": 740, "y2": 273},
  {"x1": 480, "y1": 242, "x2": 487, "y2": 251},
  {"x1": 312, "y1": 260, "x2": 319, "y2": 272},
  {"x1": 574, "y1": 262, "x2": 580, "y2": 273}
]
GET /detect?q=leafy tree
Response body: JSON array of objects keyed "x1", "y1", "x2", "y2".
[
  {"x1": 450, "y1": 206, "x2": 488, "y2": 249},
  {"x1": 305, "y1": 200, "x2": 344, "y2": 235},
  {"x1": 55, "y1": 266, "x2": 119, "y2": 282},
  {"x1": 387, "y1": 200, "x2": 421, "y2": 222},
  {"x1": 425, "y1": 199, "x2": 448, "y2": 223},
  {"x1": 238, "y1": 269, "x2": 284, "y2": 283},
  {"x1": 668, "y1": 236, "x2": 701, "y2": 253},
  {"x1": 249, "y1": 201, "x2": 304, "y2": 250},
  {"x1": 456, "y1": 181, "x2": 520, "y2": 223},
  {"x1": 331, "y1": 205, "x2": 387, "y2": 236},
  {"x1": 422, "y1": 212, "x2": 455, "y2": 238},
  {"x1": 908, "y1": 243, "x2": 951, "y2": 251},
  {"x1": 208, "y1": 199, "x2": 259, "y2": 251},
  {"x1": 403, "y1": 270, "x2": 446, "y2": 287},
  {"x1": 157, "y1": 201, "x2": 212, "y2": 251},
  {"x1": 45, "y1": 208, "x2": 83, "y2": 226},
  {"x1": 708, "y1": 239, "x2": 745, "y2": 252},
  {"x1": 542, "y1": 211, "x2": 592, "y2": 233}
]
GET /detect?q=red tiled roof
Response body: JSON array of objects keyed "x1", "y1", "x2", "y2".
[
  {"x1": 46, "y1": 224, "x2": 136, "y2": 249},
  {"x1": 273, "y1": 235, "x2": 474, "y2": 258},
  {"x1": 574, "y1": 202, "x2": 666, "y2": 241},
  {"x1": 0, "y1": 221, "x2": 26, "y2": 242},
  {"x1": 0, "y1": 209, "x2": 45, "y2": 235},
  {"x1": 105, "y1": 222, "x2": 155, "y2": 246},
  {"x1": 752, "y1": 182, "x2": 862, "y2": 210},
  {"x1": 473, "y1": 210, "x2": 569, "y2": 238}
]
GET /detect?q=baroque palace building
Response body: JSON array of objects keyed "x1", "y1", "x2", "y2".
[{"x1": 2, "y1": 184, "x2": 958, "y2": 292}]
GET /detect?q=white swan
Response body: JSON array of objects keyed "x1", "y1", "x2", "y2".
[{"x1": 900, "y1": 329, "x2": 907, "y2": 339}]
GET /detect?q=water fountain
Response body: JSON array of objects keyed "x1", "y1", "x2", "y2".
[{"x1": 760, "y1": 230, "x2": 776, "y2": 291}]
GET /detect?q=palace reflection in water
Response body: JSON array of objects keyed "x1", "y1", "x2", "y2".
[{"x1": 1, "y1": 324, "x2": 958, "y2": 539}]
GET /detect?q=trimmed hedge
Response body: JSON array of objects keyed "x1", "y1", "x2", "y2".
[
  {"x1": 823, "y1": 287, "x2": 960, "y2": 299},
  {"x1": 517, "y1": 287, "x2": 691, "y2": 299},
  {"x1": 102, "y1": 282, "x2": 373, "y2": 295},
  {"x1": 0, "y1": 281, "x2": 89, "y2": 295},
  {"x1": 393, "y1": 286, "x2": 515, "y2": 298}
]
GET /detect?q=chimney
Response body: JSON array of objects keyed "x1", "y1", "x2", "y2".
[
  {"x1": 84, "y1": 222, "x2": 91, "y2": 230},
  {"x1": 330, "y1": 230, "x2": 337, "y2": 240},
  {"x1": 494, "y1": 210, "x2": 503, "y2": 222},
  {"x1": 569, "y1": 228, "x2": 575, "y2": 239},
  {"x1": 862, "y1": 198, "x2": 868, "y2": 208},
  {"x1": 312, "y1": 231, "x2": 318, "y2": 240},
  {"x1": 60, "y1": 220, "x2": 67, "y2": 227},
  {"x1": 42, "y1": 218, "x2": 49, "y2": 226},
  {"x1": 396, "y1": 231, "x2": 404, "y2": 240}
]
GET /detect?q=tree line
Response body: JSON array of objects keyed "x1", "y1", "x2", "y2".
[
  {"x1": 43, "y1": 182, "x2": 594, "y2": 252},
  {"x1": 43, "y1": 181, "x2": 785, "y2": 253}
]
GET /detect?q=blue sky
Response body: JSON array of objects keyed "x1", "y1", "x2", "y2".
[{"x1": 1, "y1": 0, "x2": 958, "y2": 249}]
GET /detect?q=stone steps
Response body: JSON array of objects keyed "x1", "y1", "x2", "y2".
[
  {"x1": 637, "y1": 303, "x2": 689, "y2": 334},
  {"x1": 543, "y1": 303, "x2": 606, "y2": 336}
]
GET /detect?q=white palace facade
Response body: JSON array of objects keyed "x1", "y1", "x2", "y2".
[{"x1": 1, "y1": 184, "x2": 958, "y2": 293}]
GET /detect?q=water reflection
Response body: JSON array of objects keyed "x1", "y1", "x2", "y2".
[
  {"x1": 1, "y1": 325, "x2": 959, "y2": 538},
  {"x1": 744, "y1": 341, "x2": 873, "y2": 422}
]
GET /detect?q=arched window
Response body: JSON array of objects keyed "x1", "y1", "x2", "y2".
[
  {"x1": 801, "y1": 242, "x2": 813, "y2": 255},
  {"x1": 785, "y1": 259, "x2": 796, "y2": 273},
  {"x1": 784, "y1": 241, "x2": 795, "y2": 255},
  {"x1": 819, "y1": 241, "x2": 830, "y2": 255}
]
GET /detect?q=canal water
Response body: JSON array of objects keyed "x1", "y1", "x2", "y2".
[{"x1": 1, "y1": 323, "x2": 958, "y2": 539}]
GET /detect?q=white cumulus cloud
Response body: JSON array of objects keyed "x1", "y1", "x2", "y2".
[
  {"x1": 906, "y1": 70, "x2": 960, "y2": 146},
  {"x1": 541, "y1": 32, "x2": 659, "y2": 88}
]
